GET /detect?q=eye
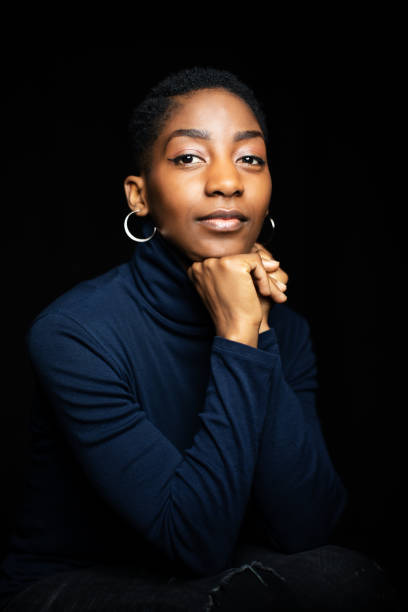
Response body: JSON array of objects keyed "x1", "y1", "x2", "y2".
[
  {"x1": 168, "y1": 153, "x2": 266, "y2": 167},
  {"x1": 239, "y1": 155, "x2": 265, "y2": 166},
  {"x1": 169, "y1": 154, "x2": 203, "y2": 166}
]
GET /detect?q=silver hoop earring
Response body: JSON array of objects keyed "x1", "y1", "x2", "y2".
[
  {"x1": 257, "y1": 214, "x2": 276, "y2": 245},
  {"x1": 124, "y1": 210, "x2": 157, "y2": 243}
]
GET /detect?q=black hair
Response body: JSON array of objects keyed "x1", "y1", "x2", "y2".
[{"x1": 127, "y1": 66, "x2": 270, "y2": 178}]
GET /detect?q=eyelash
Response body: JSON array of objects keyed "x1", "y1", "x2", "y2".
[{"x1": 169, "y1": 154, "x2": 266, "y2": 167}]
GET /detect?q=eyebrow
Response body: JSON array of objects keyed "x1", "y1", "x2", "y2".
[{"x1": 164, "y1": 128, "x2": 265, "y2": 149}]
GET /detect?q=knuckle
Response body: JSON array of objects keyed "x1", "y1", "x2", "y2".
[
  {"x1": 218, "y1": 256, "x2": 234, "y2": 269},
  {"x1": 202, "y1": 257, "x2": 216, "y2": 269},
  {"x1": 194, "y1": 261, "x2": 206, "y2": 271},
  {"x1": 190, "y1": 262, "x2": 202, "y2": 277}
]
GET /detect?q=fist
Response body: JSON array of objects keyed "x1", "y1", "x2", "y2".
[{"x1": 250, "y1": 242, "x2": 288, "y2": 331}]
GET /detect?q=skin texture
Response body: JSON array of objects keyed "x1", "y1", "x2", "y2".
[{"x1": 123, "y1": 88, "x2": 288, "y2": 347}]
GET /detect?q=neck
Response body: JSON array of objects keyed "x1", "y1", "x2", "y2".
[
  {"x1": 158, "y1": 233, "x2": 193, "y2": 272},
  {"x1": 129, "y1": 227, "x2": 215, "y2": 333}
]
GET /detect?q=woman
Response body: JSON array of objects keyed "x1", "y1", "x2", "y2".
[{"x1": 0, "y1": 66, "x2": 401, "y2": 611}]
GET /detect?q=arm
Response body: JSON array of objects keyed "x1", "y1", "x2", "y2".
[
  {"x1": 249, "y1": 316, "x2": 348, "y2": 553},
  {"x1": 26, "y1": 312, "x2": 275, "y2": 576}
]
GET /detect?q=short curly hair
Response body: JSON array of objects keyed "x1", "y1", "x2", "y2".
[{"x1": 127, "y1": 66, "x2": 270, "y2": 178}]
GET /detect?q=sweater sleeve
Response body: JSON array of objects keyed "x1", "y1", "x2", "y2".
[
  {"x1": 248, "y1": 318, "x2": 348, "y2": 553},
  {"x1": 26, "y1": 312, "x2": 275, "y2": 577}
]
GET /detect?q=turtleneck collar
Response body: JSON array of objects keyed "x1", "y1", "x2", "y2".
[{"x1": 129, "y1": 217, "x2": 215, "y2": 336}]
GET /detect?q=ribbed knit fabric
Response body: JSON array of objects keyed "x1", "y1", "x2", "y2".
[{"x1": 0, "y1": 225, "x2": 347, "y2": 605}]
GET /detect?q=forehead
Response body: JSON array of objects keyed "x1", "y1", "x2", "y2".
[{"x1": 161, "y1": 88, "x2": 261, "y2": 135}]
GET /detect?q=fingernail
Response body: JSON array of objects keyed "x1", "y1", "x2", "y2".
[{"x1": 276, "y1": 281, "x2": 287, "y2": 290}]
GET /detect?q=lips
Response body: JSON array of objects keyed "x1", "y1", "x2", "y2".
[{"x1": 197, "y1": 208, "x2": 248, "y2": 221}]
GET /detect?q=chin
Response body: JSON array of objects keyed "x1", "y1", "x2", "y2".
[{"x1": 193, "y1": 242, "x2": 252, "y2": 262}]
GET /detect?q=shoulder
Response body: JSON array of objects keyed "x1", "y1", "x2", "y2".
[{"x1": 25, "y1": 261, "x2": 136, "y2": 360}]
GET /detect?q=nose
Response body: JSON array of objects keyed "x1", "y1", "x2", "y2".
[{"x1": 204, "y1": 156, "x2": 244, "y2": 198}]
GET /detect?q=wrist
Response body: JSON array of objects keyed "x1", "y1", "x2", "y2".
[{"x1": 218, "y1": 322, "x2": 260, "y2": 349}]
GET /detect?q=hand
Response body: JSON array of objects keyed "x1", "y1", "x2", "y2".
[
  {"x1": 250, "y1": 242, "x2": 288, "y2": 332},
  {"x1": 186, "y1": 252, "x2": 273, "y2": 346}
]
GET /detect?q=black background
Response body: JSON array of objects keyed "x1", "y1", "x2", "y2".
[{"x1": 1, "y1": 44, "x2": 404, "y2": 596}]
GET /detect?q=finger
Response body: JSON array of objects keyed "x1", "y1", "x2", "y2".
[
  {"x1": 268, "y1": 272, "x2": 287, "y2": 291},
  {"x1": 260, "y1": 258, "x2": 289, "y2": 286},
  {"x1": 252, "y1": 245, "x2": 274, "y2": 261},
  {"x1": 254, "y1": 246, "x2": 279, "y2": 266},
  {"x1": 250, "y1": 246, "x2": 288, "y2": 301},
  {"x1": 256, "y1": 249, "x2": 279, "y2": 267},
  {"x1": 187, "y1": 263, "x2": 199, "y2": 283},
  {"x1": 252, "y1": 268, "x2": 287, "y2": 302},
  {"x1": 268, "y1": 276, "x2": 288, "y2": 302},
  {"x1": 251, "y1": 242, "x2": 263, "y2": 254},
  {"x1": 261, "y1": 258, "x2": 281, "y2": 270},
  {"x1": 277, "y1": 269, "x2": 289, "y2": 285},
  {"x1": 247, "y1": 256, "x2": 272, "y2": 296},
  {"x1": 186, "y1": 266, "x2": 193, "y2": 282}
]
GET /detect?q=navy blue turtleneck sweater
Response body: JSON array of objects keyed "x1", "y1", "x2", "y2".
[{"x1": 0, "y1": 228, "x2": 347, "y2": 604}]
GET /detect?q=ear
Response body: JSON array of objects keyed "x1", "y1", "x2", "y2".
[{"x1": 123, "y1": 175, "x2": 150, "y2": 216}]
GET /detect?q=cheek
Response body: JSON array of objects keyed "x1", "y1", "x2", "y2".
[
  {"x1": 254, "y1": 172, "x2": 272, "y2": 203},
  {"x1": 259, "y1": 177, "x2": 272, "y2": 202},
  {"x1": 145, "y1": 179, "x2": 179, "y2": 225},
  {"x1": 157, "y1": 186, "x2": 199, "y2": 225},
  {"x1": 151, "y1": 198, "x2": 187, "y2": 235}
]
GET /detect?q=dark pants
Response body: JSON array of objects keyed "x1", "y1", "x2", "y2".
[{"x1": 1, "y1": 544, "x2": 403, "y2": 611}]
